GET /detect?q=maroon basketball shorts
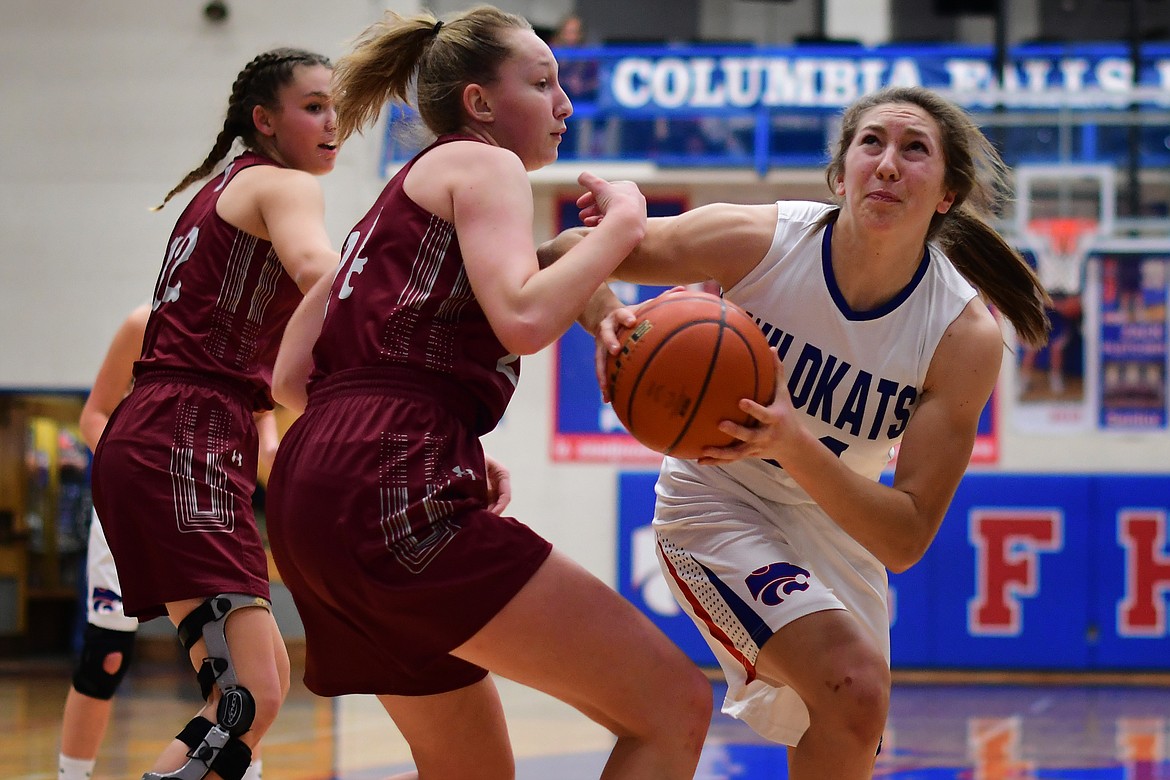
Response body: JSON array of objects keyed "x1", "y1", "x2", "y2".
[
  {"x1": 90, "y1": 373, "x2": 269, "y2": 620},
  {"x1": 266, "y1": 376, "x2": 552, "y2": 697}
]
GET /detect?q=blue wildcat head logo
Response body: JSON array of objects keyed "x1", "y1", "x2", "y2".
[{"x1": 745, "y1": 562, "x2": 811, "y2": 606}]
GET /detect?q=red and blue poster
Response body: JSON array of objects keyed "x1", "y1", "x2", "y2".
[{"x1": 1097, "y1": 253, "x2": 1168, "y2": 430}]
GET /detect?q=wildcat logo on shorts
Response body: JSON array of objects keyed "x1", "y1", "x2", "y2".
[
  {"x1": 745, "y1": 562, "x2": 811, "y2": 606},
  {"x1": 92, "y1": 586, "x2": 124, "y2": 614}
]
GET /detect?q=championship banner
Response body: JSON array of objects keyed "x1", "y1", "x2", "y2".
[{"x1": 1096, "y1": 253, "x2": 1169, "y2": 430}]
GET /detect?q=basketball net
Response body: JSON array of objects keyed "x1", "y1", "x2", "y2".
[{"x1": 1025, "y1": 217, "x2": 1098, "y2": 296}]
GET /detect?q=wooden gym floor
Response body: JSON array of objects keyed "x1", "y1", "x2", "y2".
[{"x1": 5, "y1": 644, "x2": 1170, "y2": 779}]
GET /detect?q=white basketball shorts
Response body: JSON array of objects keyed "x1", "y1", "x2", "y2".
[
  {"x1": 86, "y1": 509, "x2": 138, "y2": 632},
  {"x1": 653, "y1": 461, "x2": 890, "y2": 746}
]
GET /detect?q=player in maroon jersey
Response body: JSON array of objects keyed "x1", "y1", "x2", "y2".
[
  {"x1": 265, "y1": 7, "x2": 711, "y2": 779},
  {"x1": 59, "y1": 305, "x2": 279, "y2": 780},
  {"x1": 89, "y1": 48, "x2": 340, "y2": 780}
]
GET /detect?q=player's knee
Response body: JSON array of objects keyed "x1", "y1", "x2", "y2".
[
  {"x1": 102, "y1": 650, "x2": 124, "y2": 675},
  {"x1": 245, "y1": 676, "x2": 286, "y2": 731},
  {"x1": 667, "y1": 660, "x2": 713, "y2": 722},
  {"x1": 178, "y1": 594, "x2": 280, "y2": 739},
  {"x1": 252, "y1": 650, "x2": 291, "y2": 726},
  {"x1": 815, "y1": 653, "x2": 890, "y2": 745},
  {"x1": 629, "y1": 656, "x2": 711, "y2": 755},
  {"x1": 72, "y1": 624, "x2": 136, "y2": 700},
  {"x1": 669, "y1": 663, "x2": 714, "y2": 756}
]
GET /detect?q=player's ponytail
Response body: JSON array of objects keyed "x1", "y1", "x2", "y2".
[
  {"x1": 936, "y1": 210, "x2": 1051, "y2": 348},
  {"x1": 334, "y1": 5, "x2": 531, "y2": 144}
]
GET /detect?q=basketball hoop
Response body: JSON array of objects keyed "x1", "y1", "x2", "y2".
[
  {"x1": 1029, "y1": 217, "x2": 1098, "y2": 257},
  {"x1": 1023, "y1": 216, "x2": 1098, "y2": 296}
]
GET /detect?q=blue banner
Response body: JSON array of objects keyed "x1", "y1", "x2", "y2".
[
  {"x1": 567, "y1": 43, "x2": 1170, "y2": 113},
  {"x1": 618, "y1": 471, "x2": 1170, "y2": 671}
]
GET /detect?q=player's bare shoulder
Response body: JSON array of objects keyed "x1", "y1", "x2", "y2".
[
  {"x1": 926, "y1": 296, "x2": 1005, "y2": 405},
  {"x1": 218, "y1": 164, "x2": 322, "y2": 239},
  {"x1": 417, "y1": 139, "x2": 524, "y2": 184},
  {"x1": 407, "y1": 140, "x2": 528, "y2": 222}
]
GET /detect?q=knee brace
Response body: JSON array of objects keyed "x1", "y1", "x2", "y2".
[
  {"x1": 142, "y1": 594, "x2": 270, "y2": 780},
  {"x1": 72, "y1": 623, "x2": 136, "y2": 700}
]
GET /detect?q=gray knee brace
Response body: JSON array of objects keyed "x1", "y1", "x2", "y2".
[
  {"x1": 142, "y1": 594, "x2": 270, "y2": 780},
  {"x1": 72, "y1": 623, "x2": 136, "y2": 700}
]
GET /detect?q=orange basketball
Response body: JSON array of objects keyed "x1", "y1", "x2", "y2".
[{"x1": 606, "y1": 289, "x2": 777, "y2": 459}]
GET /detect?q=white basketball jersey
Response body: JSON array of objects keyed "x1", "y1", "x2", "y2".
[{"x1": 665, "y1": 200, "x2": 979, "y2": 504}]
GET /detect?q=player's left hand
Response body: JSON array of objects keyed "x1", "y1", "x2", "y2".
[{"x1": 699, "y1": 352, "x2": 799, "y2": 465}]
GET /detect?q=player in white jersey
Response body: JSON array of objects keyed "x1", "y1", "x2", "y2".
[{"x1": 555, "y1": 86, "x2": 1050, "y2": 779}]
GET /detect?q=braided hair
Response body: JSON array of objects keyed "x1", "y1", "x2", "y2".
[{"x1": 153, "y1": 47, "x2": 333, "y2": 210}]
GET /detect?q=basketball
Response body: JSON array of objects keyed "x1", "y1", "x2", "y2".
[{"x1": 606, "y1": 289, "x2": 777, "y2": 459}]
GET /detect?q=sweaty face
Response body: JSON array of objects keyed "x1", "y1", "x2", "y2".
[
  {"x1": 835, "y1": 102, "x2": 955, "y2": 233},
  {"x1": 264, "y1": 64, "x2": 338, "y2": 176},
  {"x1": 478, "y1": 28, "x2": 573, "y2": 171}
]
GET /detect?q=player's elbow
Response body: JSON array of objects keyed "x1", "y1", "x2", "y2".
[
  {"x1": 885, "y1": 552, "x2": 922, "y2": 575},
  {"x1": 290, "y1": 252, "x2": 336, "y2": 295},
  {"x1": 270, "y1": 369, "x2": 308, "y2": 414},
  {"x1": 496, "y1": 324, "x2": 554, "y2": 356},
  {"x1": 883, "y1": 525, "x2": 939, "y2": 574},
  {"x1": 271, "y1": 384, "x2": 306, "y2": 415}
]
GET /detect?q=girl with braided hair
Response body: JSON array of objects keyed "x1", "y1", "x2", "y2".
[
  {"x1": 89, "y1": 47, "x2": 339, "y2": 780},
  {"x1": 265, "y1": 6, "x2": 711, "y2": 778}
]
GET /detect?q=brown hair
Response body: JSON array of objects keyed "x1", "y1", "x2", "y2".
[
  {"x1": 154, "y1": 47, "x2": 332, "y2": 210},
  {"x1": 331, "y1": 5, "x2": 531, "y2": 145},
  {"x1": 824, "y1": 86, "x2": 1050, "y2": 347}
]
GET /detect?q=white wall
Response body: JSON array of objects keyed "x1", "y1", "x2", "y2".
[{"x1": 0, "y1": 0, "x2": 389, "y2": 389}]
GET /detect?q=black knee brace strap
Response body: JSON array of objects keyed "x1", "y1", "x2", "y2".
[
  {"x1": 72, "y1": 623, "x2": 136, "y2": 700},
  {"x1": 146, "y1": 716, "x2": 251, "y2": 780}
]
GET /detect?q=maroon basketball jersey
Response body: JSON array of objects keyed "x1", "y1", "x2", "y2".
[
  {"x1": 137, "y1": 152, "x2": 303, "y2": 408},
  {"x1": 309, "y1": 135, "x2": 519, "y2": 432}
]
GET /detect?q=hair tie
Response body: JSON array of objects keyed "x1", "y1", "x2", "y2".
[{"x1": 432, "y1": 20, "x2": 443, "y2": 35}]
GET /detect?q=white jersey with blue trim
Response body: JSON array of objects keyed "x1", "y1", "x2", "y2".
[{"x1": 662, "y1": 200, "x2": 979, "y2": 505}]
